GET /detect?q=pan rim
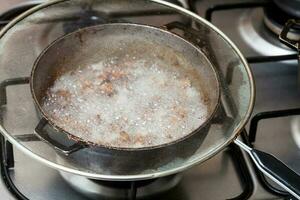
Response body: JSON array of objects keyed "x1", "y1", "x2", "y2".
[
  {"x1": 29, "y1": 22, "x2": 221, "y2": 151},
  {"x1": 0, "y1": 0, "x2": 255, "y2": 181}
]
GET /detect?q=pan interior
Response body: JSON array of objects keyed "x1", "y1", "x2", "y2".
[{"x1": 32, "y1": 24, "x2": 219, "y2": 149}]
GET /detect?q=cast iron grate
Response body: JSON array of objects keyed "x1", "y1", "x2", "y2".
[{"x1": 190, "y1": 0, "x2": 300, "y2": 199}]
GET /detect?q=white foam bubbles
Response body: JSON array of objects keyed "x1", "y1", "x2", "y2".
[{"x1": 42, "y1": 57, "x2": 208, "y2": 148}]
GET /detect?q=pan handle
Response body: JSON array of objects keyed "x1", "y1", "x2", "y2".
[
  {"x1": 234, "y1": 139, "x2": 300, "y2": 199},
  {"x1": 35, "y1": 118, "x2": 86, "y2": 155}
]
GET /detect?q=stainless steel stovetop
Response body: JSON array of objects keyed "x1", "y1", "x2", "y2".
[{"x1": 0, "y1": 0, "x2": 299, "y2": 199}]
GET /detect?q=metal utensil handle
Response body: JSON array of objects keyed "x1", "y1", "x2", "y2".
[
  {"x1": 234, "y1": 139, "x2": 300, "y2": 199},
  {"x1": 35, "y1": 118, "x2": 86, "y2": 155}
]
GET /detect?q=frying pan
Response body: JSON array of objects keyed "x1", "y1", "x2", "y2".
[
  {"x1": 31, "y1": 23, "x2": 219, "y2": 174},
  {"x1": 29, "y1": 23, "x2": 300, "y2": 199},
  {"x1": 31, "y1": 23, "x2": 220, "y2": 151}
]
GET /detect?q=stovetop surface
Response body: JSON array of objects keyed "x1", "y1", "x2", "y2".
[{"x1": 0, "y1": 0, "x2": 299, "y2": 199}]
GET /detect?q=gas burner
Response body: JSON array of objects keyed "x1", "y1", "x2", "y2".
[
  {"x1": 263, "y1": 2, "x2": 300, "y2": 41},
  {"x1": 239, "y1": 8, "x2": 295, "y2": 56},
  {"x1": 60, "y1": 172, "x2": 181, "y2": 199}
]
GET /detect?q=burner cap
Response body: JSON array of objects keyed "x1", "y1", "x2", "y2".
[{"x1": 263, "y1": 3, "x2": 300, "y2": 40}]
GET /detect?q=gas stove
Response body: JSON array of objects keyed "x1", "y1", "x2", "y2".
[{"x1": 0, "y1": 0, "x2": 299, "y2": 200}]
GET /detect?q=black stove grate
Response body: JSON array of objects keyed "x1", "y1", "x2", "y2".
[
  {"x1": 190, "y1": 1, "x2": 299, "y2": 199},
  {"x1": 203, "y1": 1, "x2": 269, "y2": 22},
  {"x1": 248, "y1": 108, "x2": 300, "y2": 198},
  {"x1": 0, "y1": 135, "x2": 29, "y2": 200}
]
